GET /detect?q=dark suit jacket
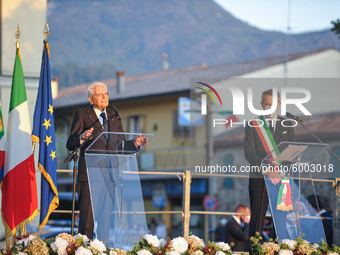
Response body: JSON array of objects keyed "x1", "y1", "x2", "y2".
[
  {"x1": 321, "y1": 211, "x2": 333, "y2": 246},
  {"x1": 311, "y1": 211, "x2": 333, "y2": 245},
  {"x1": 244, "y1": 115, "x2": 296, "y2": 192},
  {"x1": 224, "y1": 217, "x2": 249, "y2": 252},
  {"x1": 67, "y1": 106, "x2": 136, "y2": 182}
]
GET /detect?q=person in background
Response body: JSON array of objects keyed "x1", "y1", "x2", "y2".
[
  {"x1": 215, "y1": 216, "x2": 227, "y2": 242},
  {"x1": 224, "y1": 204, "x2": 250, "y2": 252},
  {"x1": 155, "y1": 219, "x2": 168, "y2": 240},
  {"x1": 149, "y1": 218, "x2": 157, "y2": 235},
  {"x1": 262, "y1": 212, "x2": 274, "y2": 242}
]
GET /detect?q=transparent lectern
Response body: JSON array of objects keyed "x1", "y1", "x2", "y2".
[
  {"x1": 261, "y1": 141, "x2": 329, "y2": 243},
  {"x1": 85, "y1": 132, "x2": 153, "y2": 249}
]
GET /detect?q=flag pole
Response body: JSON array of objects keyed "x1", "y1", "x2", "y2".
[
  {"x1": 15, "y1": 24, "x2": 28, "y2": 237},
  {"x1": 43, "y1": 22, "x2": 50, "y2": 41},
  {"x1": 5, "y1": 24, "x2": 21, "y2": 249},
  {"x1": 15, "y1": 24, "x2": 20, "y2": 51},
  {"x1": 32, "y1": 21, "x2": 50, "y2": 156},
  {"x1": 32, "y1": 22, "x2": 50, "y2": 154}
]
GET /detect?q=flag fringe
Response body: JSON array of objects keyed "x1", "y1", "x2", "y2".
[
  {"x1": 276, "y1": 204, "x2": 293, "y2": 211},
  {"x1": 45, "y1": 41, "x2": 50, "y2": 58},
  {"x1": 31, "y1": 134, "x2": 40, "y2": 144},
  {"x1": 39, "y1": 196, "x2": 59, "y2": 231},
  {"x1": 1, "y1": 209, "x2": 38, "y2": 237},
  {"x1": 38, "y1": 163, "x2": 59, "y2": 231},
  {"x1": 17, "y1": 48, "x2": 22, "y2": 62}
]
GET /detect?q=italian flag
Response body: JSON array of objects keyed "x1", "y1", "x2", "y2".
[
  {"x1": 1, "y1": 48, "x2": 38, "y2": 236},
  {"x1": 0, "y1": 99, "x2": 5, "y2": 188}
]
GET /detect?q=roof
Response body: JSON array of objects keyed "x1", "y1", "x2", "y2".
[
  {"x1": 54, "y1": 48, "x2": 335, "y2": 109},
  {"x1": 214, "y1": 112, "x2": 340, "y2": 147}
]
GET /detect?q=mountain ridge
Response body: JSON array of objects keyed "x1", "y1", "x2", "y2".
[{"x1": 47, "y1": 0, "x2": 340, "y2": 88}]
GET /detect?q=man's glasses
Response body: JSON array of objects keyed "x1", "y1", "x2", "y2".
[{"x1": 93, "y1": 92, "x2": 109, "y2": 97}]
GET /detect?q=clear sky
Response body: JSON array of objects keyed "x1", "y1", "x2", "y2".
[{"x1": 214, "y1": 0, "x2": 340, "y2": 34}]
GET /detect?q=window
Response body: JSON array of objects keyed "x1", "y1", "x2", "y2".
[
  {"x1": 123, "y1": 115, "x2": 145, "y2": 140},
  {"x1": 129, "y1": 116, "x2": 140, "y2": 133},
  {"x1": 173, "y1": 110, "x2": 191, "y2": 147}
]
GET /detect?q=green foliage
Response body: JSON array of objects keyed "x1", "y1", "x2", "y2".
[
  {"x1": 47, "y1": 0, "x2": 340, "y2": 88},
  {"x1": 127, "y1": 237, "x2": 161, "y2": 255},
  {"x1": 249, "y1": 233, "x2": 266, "y2": 255},
  {"x1": 331, "y1": 19, "x2": 340, "y2": 38},
  {"x1": 51, "y1": 63, "x2": 117, "y2": 89},
  {"x1": 249, "y1": 233, "x2": 340, "y2": 255}
]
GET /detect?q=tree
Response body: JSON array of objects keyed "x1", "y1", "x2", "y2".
[{"x1": 331, "y1": 19, "x2": 340, "y2": 39}]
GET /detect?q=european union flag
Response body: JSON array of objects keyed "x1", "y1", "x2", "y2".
[{"x1": 32, "y1": 39, "x2": 59, "y2": 231}]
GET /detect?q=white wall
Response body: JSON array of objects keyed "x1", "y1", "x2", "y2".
[
  {"x1": 237, "y1": 49, "x2": 340, "y2": 78},
  {"x1": 208, "y1": 49, "x2": 340, "y2": 130}
]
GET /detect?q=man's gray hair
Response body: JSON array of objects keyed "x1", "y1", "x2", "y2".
[{"x1": 87, "y1": 81, "x2": 108, "y2": 98}]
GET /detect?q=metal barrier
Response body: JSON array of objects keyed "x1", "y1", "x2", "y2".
[{"x1": 39, "y1": 169, "x2": 340, "y2": 243}]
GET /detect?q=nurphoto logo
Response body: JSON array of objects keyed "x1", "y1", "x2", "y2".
[
  {"x1": 197, "y1": 82, "x2": 312, "y2": 128},
  {"x1": 198, "y1": 83, "x2": 311, "y2": 116}
]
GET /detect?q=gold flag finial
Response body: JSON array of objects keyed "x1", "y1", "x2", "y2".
[
  {"x1": 43, "y1": 22, "x2": 50, "y2": 41},
  {"x1": 15, "y1": 24, "x2": 21, "y2": 49}
]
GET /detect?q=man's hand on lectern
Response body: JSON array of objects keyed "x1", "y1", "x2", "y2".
[
  {"x1": 268, "y1": 172, "x2": 281, "y2": 185},
  {"x1": 134, "y1": 134, "x2": 148, "y2": 147}
]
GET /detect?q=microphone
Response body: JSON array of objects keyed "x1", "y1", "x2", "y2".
[
  {"x1": 286, "y1": 112, "x2": 303, "y2": 123},
  {"x1": 111, "y1": 106, "x2": 122, "y2": 120},
  {"x1": 88, "y1": 118, "x2": 100, "y2": 129}
]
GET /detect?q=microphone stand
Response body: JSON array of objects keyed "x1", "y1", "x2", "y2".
[
  {"x1": 63, "y1": 115, "x2": 113, "y2": 235},
  {"x1": 294, "y1": 118, "x2": 340, "y2": 161}
]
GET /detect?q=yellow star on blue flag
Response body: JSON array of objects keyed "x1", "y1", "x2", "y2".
[{"x1": 42, "y1": 119, "x2": 51, "y2": 130}]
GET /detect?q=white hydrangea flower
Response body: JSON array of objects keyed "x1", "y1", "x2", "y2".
[
  {"x1": 50, "y1": 238, "x2": 69, "y2": 255},
  {"x1": 18, "y1": 252, "x2": 28, "y2": 255},
  {"x1": 279, "y1": 250, "x2": 293, "y2": 255},
  {"x1": 281, "y1": 239, "x2": 297, "y2": 250},
  {"x1": 75, "y1": 246, "x2": 93, "y2": 255},
  {"x1": 74, "y1": 233, "x2": 90, "y2": 243},
  {"x1": 171, "y1": 237, "x2": 188, "y2": 254},
  {"x1": 215, "y1": 242, "x2": 231, "y2": 251},
  {"x1": 144, "y1": 234, "x2": 161, "y2": 247},
  {"x1": 110, "y1": 250, "x2": 118, "y2": 255},
  {"x1": 215, "y1": 251, "x2": 226, "y2": 255},
  {"x1": 17, "y1": 235, "x2": 35, "y2": 247},
  {"x1": 328, "y1": 253, "x2": 340, "y2": 255},
  {"x1": 90, "y1": 238, "x2": 106, "y2": 253},
  {"x1": 166, "y1": 251, "x2": 181, "y2": 255},
  {"x1": 137, "y1": 249, "x2": 153, "y2": 255},
  {"x1": 193, "y1": 250, "x2": 204, "y2": 255}
]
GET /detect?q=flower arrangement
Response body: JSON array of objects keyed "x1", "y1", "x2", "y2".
[
  {"x1": 250, "y1": 232, "x2": 340, "y2": 255},
  {"x1": 0, "y1": 233, "x2": 126, "y2": 255},
  {"x1": 128, "y1": 234, "x2": 233, "y2": 255},
  {"x1": 1, "y1": 232, "x2": 340, "y2": 255}
]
